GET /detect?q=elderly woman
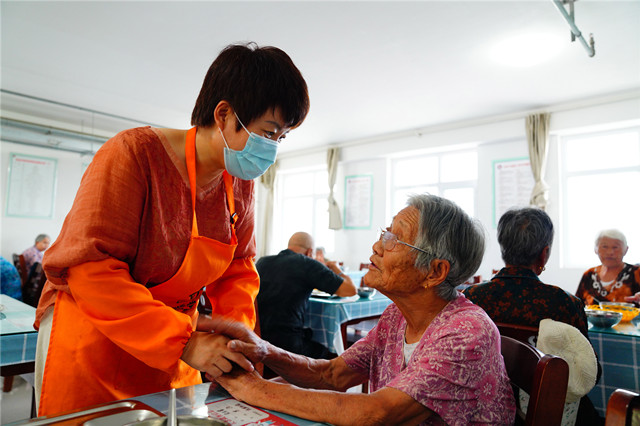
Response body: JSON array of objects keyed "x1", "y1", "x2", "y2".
[
  {"x1": 211, "y1": 194, "x2": 515, "y2": 426},
  {"x1": 463, "y1": 207, "x2": 602, "y2": 425},
  {"x1": 576, "y1": 229, "x2": 640, "y2": 306},
  {"x1": 464, "y1": 207, "x2": 590, "y2": 338}
]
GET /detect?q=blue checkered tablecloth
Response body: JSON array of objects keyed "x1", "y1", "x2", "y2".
[
  {"x1": 0, "y1": 295, "x2": 38, "y2": 368},
  {"x1": 587, "y1": 321, "x2": 640, "y2": 417},
  {"x1": 304, "y1": 292, "x2": 392, "y2": 354}
]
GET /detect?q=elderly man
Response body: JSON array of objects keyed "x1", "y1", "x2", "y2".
[
  {"x1": 256, "y1": 232, "x2": 356, "y2": 359},
  {"x1": 211, "y1": 195, "x2": 515, "y2": 425}
]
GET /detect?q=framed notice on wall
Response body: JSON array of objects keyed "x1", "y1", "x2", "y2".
[
  {"x1": 344, "y1": 174, "x2": 373, "y2": 229},
  {"x1": 492, "y1": 157, "x2": 535, "y2": 228},
  {"x1": 5, "y1": 153, "x2": 58, "y2": 219}
]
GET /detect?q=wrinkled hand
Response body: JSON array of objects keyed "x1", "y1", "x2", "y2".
[
  {"x1": 214, "y1": 367, "x2": 265, "y2": 405},
  {"x1": 181, "y1": 331, "x2": 253, "y2": 379},
  {"x1": 203, "y1": 316, "x2": 269, "y2": 365},
  {"x1": 624, "y1": 291, "x2": 640, "y2": 304}
]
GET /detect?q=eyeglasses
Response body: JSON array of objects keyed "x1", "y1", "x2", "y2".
[{"x1": 379, "y1": 228, "x2": 432, "y2": 256}]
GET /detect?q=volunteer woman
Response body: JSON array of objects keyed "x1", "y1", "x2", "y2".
[{"x1": 34, "y1": 42, "x2": 309, "y2": 416}]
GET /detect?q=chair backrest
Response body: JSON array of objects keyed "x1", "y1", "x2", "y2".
[
  {"x1": 496, "y1": 322, "x2": 539, "y2": 347},
  {"x1": 12, "y1": 253, "x2": 28, "y2": 286},
  {"x1": 606, "y1": 389, "x2": 640, "y2": 426},
  {"x1": 22, "y1": 262, "x2": 47, "y2": 307},
  {"x1": 501, "y1": 335, "x2": 569, "y2": 426}
]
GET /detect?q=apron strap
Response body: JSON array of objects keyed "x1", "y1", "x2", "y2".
[
  {"x1": 185, "y1": 127, "x2": 199, "y2": 236},
  {"x1": 223, "y1": 171, "x2": 238, "y2": 245},
  {"x1": 185, "y1": 127, "x2": 238, "y2": 243}
]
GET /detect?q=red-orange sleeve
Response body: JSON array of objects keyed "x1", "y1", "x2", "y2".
[
  {"x1": 206, "y1": 257, "x2": 259, "y2": 329},
  {"x1": 67, "y1": 258, "x2": 193, "y2": 373}
]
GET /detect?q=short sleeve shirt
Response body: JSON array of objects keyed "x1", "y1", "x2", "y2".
[
  {"x1": 341, "y1": 295, "x2": 516, "y2": 426},
  {"x1": 256, "y1": 249, "x2": 343, "y2": 335}
]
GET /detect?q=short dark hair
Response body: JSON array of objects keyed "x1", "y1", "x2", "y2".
[
  {"x1": 497, "y1": 207, "x2": 553, "y2": 266},
  {"x1": 191, "y1": 42, "x2": 310, "y2": 130}
]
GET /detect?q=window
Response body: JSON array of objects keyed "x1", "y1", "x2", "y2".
[
  {"x1": 390, "y1": 150, "x2": 478, "y2": 218},
  {"x1": 560, "y1": 126, "x2": 640, "y2": 268},
  {"x1": 273, "y1": 169, "x2": 335, "y2": 255}
]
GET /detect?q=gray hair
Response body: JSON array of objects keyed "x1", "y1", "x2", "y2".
[
  {"x1": 595, "y1": 229, "x2": 627, "y2": 250},
  {"x1": 407, "y1": 194, "x2": 485, "y2": 301},
  {"x1": 497, "y1": 207, "x2": 553, "y2": 266},
  {"x1": 35, "y1": 234, "x2": 50, "y2": 243}
]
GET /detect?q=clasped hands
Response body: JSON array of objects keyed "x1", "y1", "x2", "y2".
[{"x1": 181, "y1": 315, "x2": 267, "y2": 389}]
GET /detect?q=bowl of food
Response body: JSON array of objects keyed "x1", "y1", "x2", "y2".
[
  {"x1": 585, "y1": 309, "x2": 623, "y2": 328},
  {"x1": 357, "y1": 287, "x2": 376, "y2": 299},
  {"x1": 587, "y1": 304, "x2": 640, "y2": 322},
  {"x1": 599, "y1": 301, "x2": 636, "y2": 308}
]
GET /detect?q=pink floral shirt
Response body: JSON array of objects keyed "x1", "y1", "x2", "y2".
[{"x1": 342, "y1": 294, "x2": 515, "y2": 425}]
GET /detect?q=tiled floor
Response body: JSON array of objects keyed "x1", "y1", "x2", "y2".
[{"x1": 0, "y1": 374, "x2": 34, "y2": 425}]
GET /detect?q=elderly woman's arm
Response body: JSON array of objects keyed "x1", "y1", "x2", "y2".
[
  {"x1": 215, "y1": 368, "x2": 432, "y2": 426},
  {"x1": 206, "y1": 317, "x2": 433, "y2": 425}
]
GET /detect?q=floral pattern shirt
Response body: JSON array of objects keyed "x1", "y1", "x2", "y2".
[
  {"x1": 341, "y1": 295, "x2": 515, "y2": 426},
  {"x1": 21, "y1": 245, "x2": 43, "y2": 275},
  {"x1": 576, "y1": 263, "x2": 640, "y2": 306},
  {"x1": 463, "y1": 266, "x2": 590, "y2": 339}
]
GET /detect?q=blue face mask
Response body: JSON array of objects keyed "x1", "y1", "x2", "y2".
[{"x1": 219, "y1": 113, "x2": 279, "y2": 180}]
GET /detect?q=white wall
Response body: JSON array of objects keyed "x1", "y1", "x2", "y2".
[
  {"x1": 0, "y1": 141, "x2": 86, "y2": 260},
  {"x1": 271, "y1": 95, "x2": 640, "y2": 295}
]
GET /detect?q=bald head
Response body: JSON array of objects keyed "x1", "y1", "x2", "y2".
[{"x1": 288, "y1": 232, "x2": 314, "y2": 256}]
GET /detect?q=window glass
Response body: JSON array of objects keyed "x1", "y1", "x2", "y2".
[
  {"x1": 283, "y1": 172, "x2": 314, "y2": 196},
  {"x1": 393, "y1": 186, "x2": 438, "y2": 214},
  {"x1": 394, "y1": 157, "x2": 438, "y2": 186},
  {"x1": 281, "y1": 197, "x2": 313, "y2": 244},
  {"x1": 441, "y1": 152, "x2": 478, "y2": 183},
  {"x1": 443, "y1": 187, "x2": 475, "y2": 217},
  {"x1": 565, "y1": 132, "x2": 639, "y2": 172},
  {"x1": 564, "y1": 171, "x2": 640, "y2": 268}
]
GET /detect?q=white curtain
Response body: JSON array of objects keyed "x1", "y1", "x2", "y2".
[
  {"x1": 258, "y1": 160, "x2": 278, "y2": 257},
  {"x1": 327, "y1": 147, "x2": 342, "y2": 230},
  {"x1": 526, "y1": 113, "x2": 551, "y2": 210}
]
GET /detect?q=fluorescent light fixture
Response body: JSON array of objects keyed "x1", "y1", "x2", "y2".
[{"x1": 489, "y1": 33, "x2": 565, "y2": 68}]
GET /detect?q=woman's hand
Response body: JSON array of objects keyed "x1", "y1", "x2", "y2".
[
  {"x1": 180, "y1": 331, "x2": 254, "y2": 379},
  {"x1": 203, "y1": 316, "x2": 270, "y2": 364},
  {"x1": 624, "y1": 291, "x2": 640, "y2": 304},
  {"x1": 213, "y1": 368, "x2": 266, "y2": 405}
]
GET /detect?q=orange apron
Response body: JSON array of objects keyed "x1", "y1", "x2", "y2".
[{"x1": 39, "y1": 127, "x2": 239, "y2": 415}]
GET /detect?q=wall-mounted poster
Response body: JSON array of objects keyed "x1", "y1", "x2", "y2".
[
  {"x1": 492, "y1": 157, "x2": 534, "y2": 227},
  {"x1": 5, "y1": 153, "x2": 58, "y2": 218},
  {"x1": 344, "y1": 174, "x2": 373, "y2": 229}
]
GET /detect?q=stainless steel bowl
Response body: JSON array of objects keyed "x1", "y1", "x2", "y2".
[
  {"x1": 357, "y1": 287, "x2": 376, "y2": 299},
  {"x1": 126, "y1": 416, "x2": 229, "y2": 426},
  {"x1": 586, "y1": 309, "x2": 623, "y2": 328}
]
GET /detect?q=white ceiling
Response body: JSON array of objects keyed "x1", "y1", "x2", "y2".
[{"x1": 2, "y1": 0, "x2": 639, "y2": 154}]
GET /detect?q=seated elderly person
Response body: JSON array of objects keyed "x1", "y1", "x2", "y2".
[
  {"x1": 464, "y1": 207, "x2": 590, "y2": 338},
  {"x1": 209, "y1": 194, "x2": 515, "y2": 425},
  {"x1": 576, "y1": 229, "x2": 640, "y2": 306},
  {"x1": 463, "y1": 207, "x2": 602, "y2": 425}
]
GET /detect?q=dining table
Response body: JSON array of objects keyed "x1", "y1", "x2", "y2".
[
  {"x1": 0, "y1": 294, "x2": 38, "y2": 393},
  {"x1": 587, "y1": 318, "x2": 640, "y2": 417},
  {"x1": 8, "y1": 381, "x2": 327, "y2": 425},
  {"x1": 305, "y1": 290, "x2": 392, "y2": 355}
]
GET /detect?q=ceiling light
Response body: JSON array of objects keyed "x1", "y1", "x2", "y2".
[{"x1": 489, "y1": 33, "x2": 565, "y2": 68}]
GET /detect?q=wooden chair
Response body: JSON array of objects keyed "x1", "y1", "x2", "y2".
[
  {"x1": 12, "y1": 253, "x2": 28, "y2": 286},
  {"x1": 495, "y1": 322, "x2": 539, "y2": 348},
  {"x1": 605, "y1": 389, "x2": 640, "y2": 426},
  {"x1": 501, "y1": 335, "x2": 569, "y2": 426},
  {"x1": 22, "y1": 262, "x2": 47, "y2": 308}
]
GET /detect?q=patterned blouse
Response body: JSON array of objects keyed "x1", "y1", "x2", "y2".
[
  {"x1": 576, "y1": 263, "x2": 640, "y2": 306},
  {"x1": 463, "y1": 266, "x2": 589, "y2": 339},
  {"x1": 341, "y1": 295, "x2": 515, "y2": 426}
]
